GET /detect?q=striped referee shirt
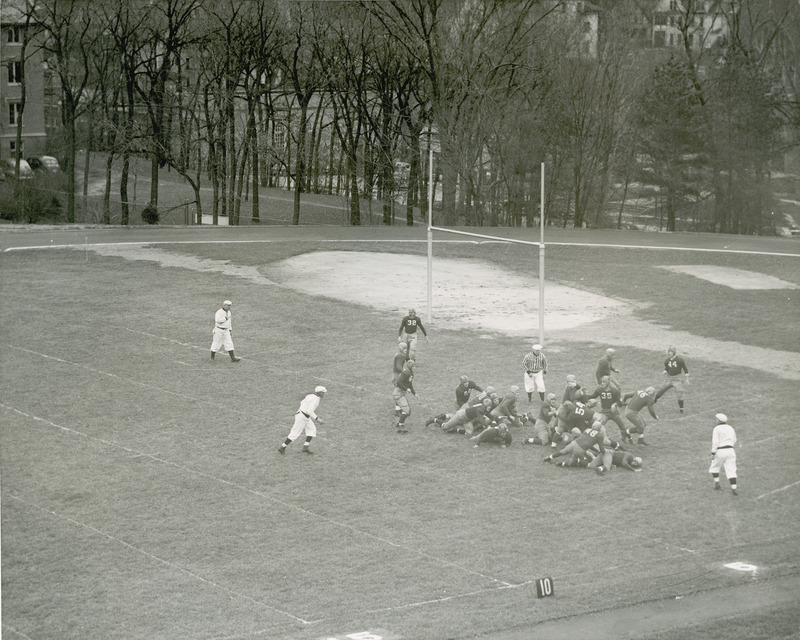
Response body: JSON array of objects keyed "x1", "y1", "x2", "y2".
[{"x1": 523, "y1": 351, "x2": 547, "y2": 373}]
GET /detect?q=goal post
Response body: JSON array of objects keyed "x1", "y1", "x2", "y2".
[{"x1": 426, "y1": 162, "x2": 546, "y2": 346}]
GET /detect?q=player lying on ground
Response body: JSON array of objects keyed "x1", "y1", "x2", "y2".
[{"x1": 470, "y1": 420, "x2": 513, "y2": 448}]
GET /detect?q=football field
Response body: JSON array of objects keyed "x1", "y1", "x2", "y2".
[{"x1": 1, "y1": 225, "x2": 799, "y2": 640}]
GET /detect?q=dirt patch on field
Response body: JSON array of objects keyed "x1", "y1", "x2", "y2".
[{"x1": 80, "y1": 246, "x2": 800, "y2": 381}]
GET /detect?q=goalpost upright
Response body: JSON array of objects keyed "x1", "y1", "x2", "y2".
[{"x1": 426, "y1": 161, "x2": 546, "y2": 346}]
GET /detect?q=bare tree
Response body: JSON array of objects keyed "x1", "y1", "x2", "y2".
[{"x1": 34, "y1": 0, "x2": 102, "y2": 222}]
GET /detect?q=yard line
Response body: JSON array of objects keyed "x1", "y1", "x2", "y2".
[
  {"x1": 6, "y1": 493, "x2": 313, "y2": 625},
  {"x1": 5, "y1": 237, "x2": 800, "y2": 258},
  {"x1": 2, "y1": 402, "x2": 519, "y2": 592},
  {"x1": 1, "y1": 624, "x2": 35, "y2": 640},
  {"x1": 755, "y1": 479, "x2": 800, "y2": 501},
  {"x1": 4, "y1": 344, "x2": 252, "y2": 416},
  {"x1": 103, "y1": 323, "x2": 372, "y2": 392}
]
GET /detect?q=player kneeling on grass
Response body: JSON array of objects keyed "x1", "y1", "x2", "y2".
[
  {"x1": 470, "y1": 420, "x2": 512, "y2": 448},
  {"x1": 522, "y1": 393, "x2": 558, "y2": 445}
]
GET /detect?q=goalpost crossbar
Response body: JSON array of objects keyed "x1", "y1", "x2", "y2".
[{"x1": 428, "y1": 225, "x2": 542, "y2": 248}]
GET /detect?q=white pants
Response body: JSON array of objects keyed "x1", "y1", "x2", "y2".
[
  {"x1": 709, "y1": 448, "x2": 737, "y2": 478},
  {"x1": 287, "y1": 412, "x2": 316, "y2": 441},
  {"x1": 524, "y1": 371, "x2": 546, "y2": 394},
  {"x1": 210, "y1": 327, "x2": 234, "y2": 353}
]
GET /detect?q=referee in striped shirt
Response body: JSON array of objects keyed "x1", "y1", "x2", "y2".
[{"x1": 523, "y1": 343, "x2": 548, "y2": 403}]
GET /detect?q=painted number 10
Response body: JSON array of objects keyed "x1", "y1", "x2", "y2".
[{"x1": 536, "y1": 577, "x2": 555, "y2": 598}]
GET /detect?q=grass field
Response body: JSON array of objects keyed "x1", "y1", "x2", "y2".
[{"x1": 1, "y1": 227, "x2": 799, "y2": 640}]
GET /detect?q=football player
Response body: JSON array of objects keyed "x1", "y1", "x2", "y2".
[{"x1": 622, "y1": 387, "x2": 659, "y2": 445}]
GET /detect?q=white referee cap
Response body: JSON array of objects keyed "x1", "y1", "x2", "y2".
[
  {"x1": 223, "y1": 299, "x2": 232, "y2": 305},
  {"x1": 315, "y1": 386, "x2": 327, "y2": 393},
  {"x1": 532, "y1": 343, "x2": 542, "y2": 350},
  {"x1": 715, "y1": 413, "x2": 727, "y2": 423}
]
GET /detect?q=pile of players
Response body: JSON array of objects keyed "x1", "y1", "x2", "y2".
[
  {"x1": 420, "y1": 374, "x2": 648, "y2": 471},
  {"x1": 393, "y1": 331, "x2": 688, "y2": 474}
]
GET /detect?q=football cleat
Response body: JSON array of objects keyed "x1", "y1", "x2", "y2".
[
  {"x1": 732, "y1": 489, "x2": 738, "y2": 495},
  {"x1": 302, "y1": 448, "x2": 314, "y2": 455},
  {"x1": 277, "y1": 447, "x2": 285, "y2": 455},
  {"x1": 714, "y1": 484, "x2": 721, "y2": 490},
  {"x1": 595, "y1": 466, "x2": 605, "y2": 476},
  {"x1": 543, "y1": 456, "x2": 553, "y2": 463}
]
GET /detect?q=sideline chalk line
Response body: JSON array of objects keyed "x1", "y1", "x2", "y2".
[{"x1": 4, "y1": 237, "x2": 800, "y2": 258}]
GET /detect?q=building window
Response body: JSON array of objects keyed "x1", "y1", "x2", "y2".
[
  {"x1": 670, "y1": 0, "x2": 679, "y2": 10},
  {"x1": 7, "y1": 26, "x2": 21, "y2": 43},
  {"x1": 7, "y1": 61, "x2": 23, "y2": 84},
  {"x1": 655, "y1": 14, "x2": 668, "y2": 26},
  {"x1": 9, "y1": 102, "x2": 22, "y2": 126},
  {"x1": 10, "y1": 140, "x2": 24, "y2": 155}
]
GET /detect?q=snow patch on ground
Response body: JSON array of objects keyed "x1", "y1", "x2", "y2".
[
  {"x1": 263, "y1": 251, "x2": 628, "y2": 335},
  {"x1": 659, "y1": 265, "x2": 800, "y2": 290}
]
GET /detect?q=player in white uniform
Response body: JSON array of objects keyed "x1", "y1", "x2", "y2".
[
  {"x1": 709, "y1": 413, "x2": 738, "y2": 495},
  {"x1": 210, "y1": 300, "x2": 241, "y2": 362},
  {"x1": 278, "y1": 386, "x2": 327, "y2": 455}
]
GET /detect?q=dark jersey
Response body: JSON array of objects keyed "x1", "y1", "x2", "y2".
[
  {"x1": 624, "y1": 389, "x2": 655, "y2": 414},
  {"x1": 492, "y1": 393, "x2": 518, "y2": 418},
  {"x1": 596, "y1": 356, "x2": 617, "y2": 382},
  {"x1": 538, "y1": 403, "x2": 557, "y2": 422},
  {"x1": 574, "y1": 426, "x2": 606, "y2": 453},
  {"x1": 568, "y1": 404, "x2": 600, "y2": 430},
  {"x1": 455, "y1": 380, "x2": 483, "y2": 406},
  {"x1": 562, "y1": 384, "x2": 585, "y2": 404},
  {"x1": 393, "y1": 352, "x2": 407, "y2": 377},
  {"x1": 399, "y1": 315, "x2": 426, "y2": 336},
  {"x1": 464, "y1": 404, "x2": 487, "y2": 421},
  {"x1": 396, "y1": 369, "x2": 415, "y2": 394},
  {"x1": 589, "y1": 385, "x2": 621, "y2": 410},
  {"x1": 664, "y1": 355, "x2": 688, "y2": 376}
]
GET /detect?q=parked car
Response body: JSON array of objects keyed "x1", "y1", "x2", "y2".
[
  {"x1": 1, "y1": 158, "x2": 34, "y2": 179},
  {"x1": 27, "y1": 155, "x2": 61, "y2": 173}
]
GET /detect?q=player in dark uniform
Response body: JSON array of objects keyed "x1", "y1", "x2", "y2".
[
  {"x1": 588, "y1": 376, "x2": 632, "y2": 443},
  {"x1": 596, "y1": 348, "x2": 621, "y2": 391},
  {"x1": 455, "y1": 375, "x2": 483, "y2": 409},
  {"x1": 439, "y1": 398, "x2": 492, "y2": 434},
  {"x1": 562, "y1": 374, "x2": 585, "y2": 404},
  {"x1": 392, "y1": 342, "x2": 408, "y2": 385},
  {"x1": 392, "y1": 360, "x2": 418, "y2": 433},
  {"x1": 392, "y1": 343, "x2": 409, "y2": 421},
  {"x1": 622, "y1": 387, "x2": 659, "y2": 445},
  {"x1": 398, "y1": 308, "x2": 428, "y2": 359},
  {"x1": 522, "y1": 393, "x2": 559, "y2": 445},
  {"x1": 490, "y1": 386, "x2": 522, "y2": 427},
  {"x1": 543, "y1": 423, "x2": 607, "y2": 463},
  {"x1": 471, "y1": 420, "x2": 512, "y2": 448},
  {"x1": 654, "y1": 346, "x2": 690, "y2": 414}
]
